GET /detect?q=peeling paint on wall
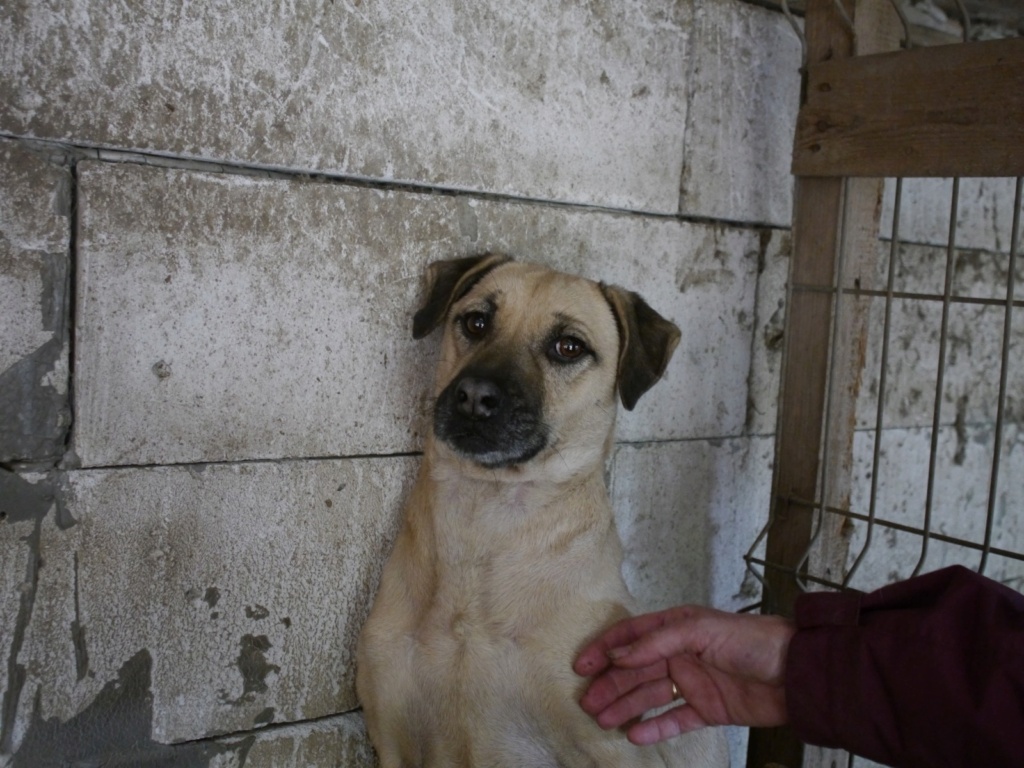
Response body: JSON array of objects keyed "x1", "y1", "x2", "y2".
[
  {"x1": 1, "y1": 470, "x2": 54, "y2": 756},
  {"x1": 233, "y1": 635, "x2": 281, "y2": 702},
  {"x1": 9, "y1": 650, "x2": 253, "y2": 767},
  {"x1": 0, "y1": 140, "x2": 72, "y2": 465},
  {"x1": 0, "y1": 333, "x2": 69, "y2": 463},
  {"x1": 4, "y1": 459, "x2": 413, "y2": 747}
]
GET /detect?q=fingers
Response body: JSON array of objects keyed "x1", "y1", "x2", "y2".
[
  {"x1": 585, "y1": 675, "x2": 678, "y2": 730},
  {"x1": 603, "y1": 620, "x2": 710, "y2": 671},
  {"x1": 579, "y1": 662, "x2": 667, "y2": 718},
  {"x1": 577, "y1": 606, "x2": 797, "y2": 739},
  {"x1": 626, "y1": 704, "x2": 711, "y2": 746},
  {"x1": 602, "y1": 609, "x2": 792, "y2": 679},
  {"x1": 573, "y1": 611, "x2": 673, "y2": 676},
  {"x1": 582, "y1": 666, "x2": 713, "y2": 746}
]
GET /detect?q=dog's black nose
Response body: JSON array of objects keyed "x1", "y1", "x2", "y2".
[{"x1": 455, "y1": 377, "x2": 502, "y2": 419}]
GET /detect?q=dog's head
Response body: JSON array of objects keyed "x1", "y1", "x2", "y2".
[{"x1": 413, "y1": 254, "x2": 680, "y2": 480}]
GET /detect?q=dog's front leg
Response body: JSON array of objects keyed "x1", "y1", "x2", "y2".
[
  {"x1": 357, "y1": 660, "x2": 424, "y2": 768},
  {"x1": 356, "y1": 513, "x2": 437, "y2": 768}
]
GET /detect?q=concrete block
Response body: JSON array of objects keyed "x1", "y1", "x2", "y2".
[
  {"x1": 210, "y1": 713, "x2": 375, "y2": 767},
  {"x1": 0, "y1": 139, "x2": 71, "y2": 464},
  {"x1": 611, "y1": 435, "x2": 774, "y2": 768},
  {"x1": 575, "y1": 222, "x2": 762, "y2": 445},
  {"x1": 679, "y1": 0, "x2": 801, "y2": 227},
  {"x1": 73, "y1": 163, "x2": 442, "y2": 467},
  {"x1": 854, "y1": 241, "x2": 1023, "y2": 431},
  {"x1": 1, "y1": 0, "x2": 692, "y2": 212},
  {"x1": 5, "y1": 456, "x2": 414, "y2": 753},
  {"x1": 882, "y1": 177, "x2": 1021, "y2": 253},
  {"x1": 74, "y1": 162, "x2": 763, "y2": 467},
  {"x1": 842, "y1": 423, "x2": 1024, "y2": 592},
  {"x1": 610, "y1": 436, "x2": 774, "y2": 615}
]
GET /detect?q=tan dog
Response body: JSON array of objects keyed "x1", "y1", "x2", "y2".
[{"x1": 356, "y1": 254, "x2": 727, "y2": 767}]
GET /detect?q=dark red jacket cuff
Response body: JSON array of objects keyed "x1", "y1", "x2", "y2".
[{"x1": 784, "y1": 566, "x2": 1024, "y2": 767}]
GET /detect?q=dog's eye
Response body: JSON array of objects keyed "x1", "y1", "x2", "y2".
[
  {"x1": 551, "y1": 336, "x2": 587, "y2": 362},
  {"x1": 462, "y1": 311, "x2": 490, "y2": 338}
]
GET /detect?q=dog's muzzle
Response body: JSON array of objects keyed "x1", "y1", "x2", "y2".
[{"x1": 433, "y1": 370, "x2": 547, "y2": 468}]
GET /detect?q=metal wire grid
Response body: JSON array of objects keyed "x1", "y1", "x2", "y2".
[
  {"x1": 745, "y1": 175, "x2": 1023, "y2": 602},
  {"x1": 742, "y1": 4, "x2": 1021, "y2": 766}
]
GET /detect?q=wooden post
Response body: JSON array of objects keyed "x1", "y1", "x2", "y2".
[{"x1": 747, "y1": 1, "x2": 898, "y2": 766}]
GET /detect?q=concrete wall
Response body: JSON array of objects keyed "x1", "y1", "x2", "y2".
[
  {"x1": 3, "y1": 2, "x2": 1020, "y2": 767},
  {"x1": 1, "y1": 2, "x2": 802, "y2": 764}
]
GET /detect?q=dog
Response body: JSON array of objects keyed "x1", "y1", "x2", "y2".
[{"x1": 356, "y1": 254, "x2": 727, "y2": 767}]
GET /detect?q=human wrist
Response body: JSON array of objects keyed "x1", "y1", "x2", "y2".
[{"x1": 766, "y1": 614, "x2": 797, "y2": 684}]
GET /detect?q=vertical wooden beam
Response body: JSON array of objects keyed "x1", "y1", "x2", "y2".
[{"x1": 747, "y1": 1, "x2": 898, "y2": 766}]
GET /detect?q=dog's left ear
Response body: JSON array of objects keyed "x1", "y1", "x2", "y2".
[
  {"x1": 412, "y1": 253, "x2": 512, "y2": 339},
  {"x1": 600, "y1": 284, "x2": 681, "y2": 411}
]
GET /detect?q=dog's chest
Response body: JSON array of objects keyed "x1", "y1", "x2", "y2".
[
  {"x1": 418, "y1": 548, "x2": 538, "y2": 656},
  {"x1": 417, "y1": 479, "x2": 610, "y2": 655},
  {"x1": 409, "y1": 530, "x2": 572, "y2": 688},
  {"x1": 381, "y1": 476, "x2": 653, "y2": 760}
]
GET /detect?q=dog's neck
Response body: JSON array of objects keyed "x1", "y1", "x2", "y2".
[
  {"x1": 418, "y1": 435, "x2": 615, "y2": 535},
  {"x1": 412, "y1": 458, "x2": 614, "y2": 596},
  {"x1": 402, "y1": 444, "x2": 627, "y2": 637}
]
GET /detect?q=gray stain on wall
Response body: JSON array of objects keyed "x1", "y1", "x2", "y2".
[
  {"x1": 235, "y1": 635, "x2": 281, "y2": 700},
  {"x1": 1, "y1": 470, "x2": 52, "y2": 756},
  {"x1": 9, "y1": 649, "x2": 255, "y2": 767}
]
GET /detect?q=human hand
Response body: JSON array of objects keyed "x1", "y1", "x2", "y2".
[{"x1": 573, "y1": 605, "x2": 796, "y2": 746}]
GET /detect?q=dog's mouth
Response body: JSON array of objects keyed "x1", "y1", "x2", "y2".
[{"x1": 433, "y1": 374, "x2": 548, "y2": 468}]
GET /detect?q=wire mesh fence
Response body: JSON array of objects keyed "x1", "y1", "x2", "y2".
[
  {"x1": 743, "y1": 2, "x2": 1022, "y2": 765},
  {"x1": 746, "y1": 172, "x2": 1022, "y2": 767},
  {"x1": 747, "y1": 175, "x2": 1023, "y2": 597}
]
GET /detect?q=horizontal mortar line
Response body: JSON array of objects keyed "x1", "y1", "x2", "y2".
[
  {"x1": 167, "y1": 707, "x2": 365, "y2": 750},
  {"x1": 67, "y1": 450, "x2": 424, "y2": 473},
  {"x1": 0, "y1": 131, "x2": 789, "y2": 233},
  {"x1": 65, "y1": 434, "x2": 775, "y2": 473},
  {"x1": 745, "y1": 548, "x2": 1016, "y2": 591},
  {"x1": 746, "y1": 555, "x2": 1024, "y2": 592},
  {"x1": 851, "y1": 419, "x2": 1017, "y2": 434}
]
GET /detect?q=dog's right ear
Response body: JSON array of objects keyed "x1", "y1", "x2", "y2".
[{"x1": 412, "y1": 253, "x2": 512, "y2": 339}]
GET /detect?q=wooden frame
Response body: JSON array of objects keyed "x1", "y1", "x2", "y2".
[
  {"x1": 744, "y1": 0, "x2": 1024, "y2": 765},
  {"x1": 747, "y1": 3, "x2": 894, "y2": 766},
  {"x1": 794, "y1": 37, "x2": 1024, "y2": 177}
]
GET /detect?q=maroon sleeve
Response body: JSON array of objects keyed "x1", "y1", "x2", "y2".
[{"x1": 785, "y1": 565, "x2": 1024, "y2": 767}]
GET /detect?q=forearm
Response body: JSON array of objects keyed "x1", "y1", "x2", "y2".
[{"x1": 786, "y1": 566, "x2": 1024, "y2": 767}]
